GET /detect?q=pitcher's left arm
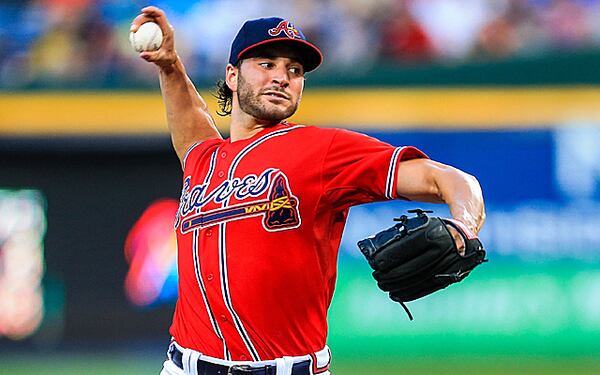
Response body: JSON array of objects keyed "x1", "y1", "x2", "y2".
[{"x1": 395, "y1": 158, "x2": 485, "y2": 234}]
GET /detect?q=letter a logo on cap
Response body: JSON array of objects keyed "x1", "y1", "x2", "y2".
[{"x1": 268, "y1": 20, "x2": 301, "y2": 39}]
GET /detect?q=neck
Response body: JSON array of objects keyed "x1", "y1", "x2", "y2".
[{"x1": 229, "y1": 106, "x2": 281, "y2": 142}]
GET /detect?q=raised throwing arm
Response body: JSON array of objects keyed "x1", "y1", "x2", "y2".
[{"x1": 131, "y1": 6, "x2": 222, "y2": 163}]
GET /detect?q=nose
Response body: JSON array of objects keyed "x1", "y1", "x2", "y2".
[{"x1": 271, "y1": 65, "x2": 290, "y2": 88}]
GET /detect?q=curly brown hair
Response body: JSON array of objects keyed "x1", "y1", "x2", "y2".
[
  {"x1": 214, "y1": 79, "x2": 233, "y2": 116},
  {"x1": 213, "y1": 60, "x2": 243, "y2": 117}
]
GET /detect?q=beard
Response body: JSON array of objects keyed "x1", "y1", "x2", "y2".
[{"x1": 236, "y1": 73, "x2": 300, "y2": 123}]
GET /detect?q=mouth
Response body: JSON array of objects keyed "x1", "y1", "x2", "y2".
[{"x1": 262, "y1": 91, "x2": 290, "y2": 100}]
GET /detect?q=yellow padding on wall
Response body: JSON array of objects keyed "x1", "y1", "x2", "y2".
[
  {"x1": 294, "y1": 87, "x2": 600, "y2": 128},
  {"x1": 2, "y1": 87, "x2": 600, "y2": 135},
  {"x1": 0, "y1": 93, "x2": 169, "y2": 135}
]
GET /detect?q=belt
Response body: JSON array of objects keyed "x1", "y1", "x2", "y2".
[{"x1": 168, "y1": 344, "x2": 311, "y2": 375}]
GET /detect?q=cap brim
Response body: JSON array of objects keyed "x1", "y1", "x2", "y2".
[{"x1": 236, "y1": 38, "x2": 323, "y2": 72}]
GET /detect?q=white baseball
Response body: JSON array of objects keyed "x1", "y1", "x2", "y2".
[{"x1": 129, "y1": 22, "x2": 163, "y2": 52}]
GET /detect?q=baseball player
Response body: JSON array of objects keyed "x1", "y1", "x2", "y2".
[{"x1": 131, "y1": 7, "x2": 485, "y2": 375}]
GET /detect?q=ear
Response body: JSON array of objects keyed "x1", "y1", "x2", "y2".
[{"x1": 225, "y1": 63, "x2": 238, "y2": 92}]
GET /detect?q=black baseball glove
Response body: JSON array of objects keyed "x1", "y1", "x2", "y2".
[{"x1": 357, "y1": 209, "x2": 487, "y2": 320}]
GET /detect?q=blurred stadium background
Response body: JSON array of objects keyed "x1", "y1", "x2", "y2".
[{"x1": 2, "y1": 0, "x2": 600, "y2": 374}]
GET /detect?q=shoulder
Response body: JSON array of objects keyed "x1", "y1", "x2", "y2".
[
  {"x1": 182, "y1": 137, "x2": 225, "y2": 169},
  {"x1": 281, "y1": 124, "x2": 346, "y2": 153},
  {"x1": 285, "y1": 123, "x2": 341, "y2": 139},
  {"x1": 297, "y1": 125, "x2": 375, "y2": 139},
  {"x1": 285, "y1": 124, "x2": 387, "y2": 152},
  {"x1": 185, "y1": 137, "x2": 224, "y2": 156}
]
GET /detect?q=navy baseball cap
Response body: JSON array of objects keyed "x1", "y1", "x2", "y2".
[{"x1": 229, "y1": 17, "x2": 323, "y2": 72}]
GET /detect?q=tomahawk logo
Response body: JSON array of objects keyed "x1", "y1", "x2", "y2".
[
  {"x1": 179, "y1": 170, "x2": 301, "y2": 233},
  {"x1": 263, "y1": 174, "x2": 300, "y2": 230},
  {"x1": 268, "y1": 20, "x2": 301, "y2": 39}
]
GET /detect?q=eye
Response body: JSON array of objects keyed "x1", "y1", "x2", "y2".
[
  {"x1": 289, "y1": 66, "x2": 304, "y2": 76},
  {"x1": 259, "y1": 62, "x2": 274, "y2": 69}
]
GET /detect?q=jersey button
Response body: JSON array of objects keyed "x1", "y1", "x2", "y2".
[
  {"x1": 221, "y1": 152, "x2": 227, "y2": 159},
  {"x1": 206, "y1": 229, "x2": 212, "y2": 237},
  {"x1": 218, "y1": 171, "x2": 225, "y2": 178},
  {"x1": 219, "y1": 314, "x2": 228, "y2": 322},
  {"x1": 239, "y1": 355, "x2": 247, "y2": 361},
  {"x1": 206, "y1": 273, "x2": 214, "y2": 281}
]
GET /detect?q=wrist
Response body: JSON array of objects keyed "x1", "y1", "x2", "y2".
[{"x1": 158, "y1": 54, "x2": 182, "y2": 74}]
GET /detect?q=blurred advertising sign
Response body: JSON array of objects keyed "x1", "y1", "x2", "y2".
[
  {"x1": 555, "y1": 124, "x2": 600, "y2": 200},
  {"x1": 0, "y1": 189, "x2": 46, "y2": 340},
  {"x1": 124, "y1": 199, "x2": 179, "y2": 307}
]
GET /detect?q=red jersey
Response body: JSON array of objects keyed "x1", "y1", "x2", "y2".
[{"x1": 170, "y1": 123, "x2": 426, "y2": 361}]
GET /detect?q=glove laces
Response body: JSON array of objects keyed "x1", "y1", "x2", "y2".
[{"x1": 399, "y1": 301, "x2": 414, "y2": 321}]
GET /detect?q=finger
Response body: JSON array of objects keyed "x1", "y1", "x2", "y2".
[
  {"x1": 455, "y1": 235, "x2": 466, "y2": 256},
  {"x1": 141, "y1": 6, "x2": 165, "y2": 17},
  {"x1": 139, "y1": 51, "x2": 160, "y2": 61},
  {"x1": 130, "y1": 14, "x2": 157, "y2": 32},
  {"x1": 140, "y1": 6, "x2": 172, "y2": 36},
  {"x1": 446, "y1": 225, "x2": 466, "y2": 256},
  {"x1": 140, "y1": 51, "x2": 175, "y2": 66}
]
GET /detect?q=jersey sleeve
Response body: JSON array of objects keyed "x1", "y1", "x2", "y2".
[
  {"x1": 321, "y1": 129, "x2": 428, "y2": 210},
  {"x1": 182, "y1": 138, "x2": 222, "y2": 171}
]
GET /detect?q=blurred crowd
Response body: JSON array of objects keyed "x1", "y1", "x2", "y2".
[{"x1": 2, "y1": 0, "x2": 600, "y2": 88}]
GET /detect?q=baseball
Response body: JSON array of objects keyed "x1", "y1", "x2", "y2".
[{"x1": 130, "y1": 22, "x2": 163, "y2": 52}]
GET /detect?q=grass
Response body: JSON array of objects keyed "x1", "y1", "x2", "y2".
[{"x1": 333, "y1": 357, "x2": 600, "y2": 375}]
